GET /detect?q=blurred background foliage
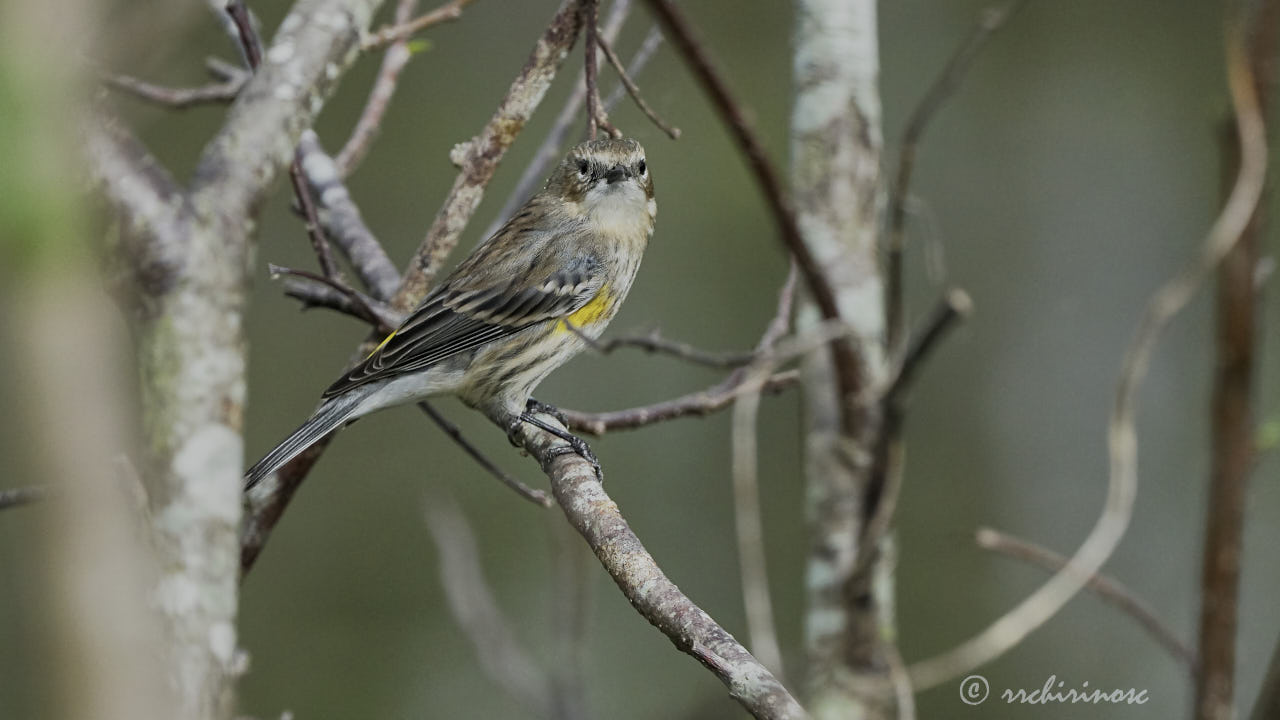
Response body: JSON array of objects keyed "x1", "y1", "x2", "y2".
[{"x1": 1, "y1": 0, "x2": 1278, "y2": 718}]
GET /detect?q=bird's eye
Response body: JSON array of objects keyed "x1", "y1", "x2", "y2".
[
  {"x1": 637, "y1": 159, "x2": 647, "y2": 175},
  {"x1": 577, "y1": 159, "x2": 590, "y2": 176}
]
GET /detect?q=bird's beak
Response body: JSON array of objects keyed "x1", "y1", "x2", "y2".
[{"x1": 604, "y1": 164, "x2": 632, "y2": 184}]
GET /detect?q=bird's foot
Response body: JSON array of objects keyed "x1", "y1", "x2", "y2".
[
  {"x1": 518, "y1": 411, "x2": 603, "y2": 483},
  {"x1": 525, "y1": 397, "x2": 568, "y2": 426}
]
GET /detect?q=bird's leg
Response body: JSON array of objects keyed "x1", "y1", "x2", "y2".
[{"x1": 517, "y1": 408, "x2": 603, "y2": 483}]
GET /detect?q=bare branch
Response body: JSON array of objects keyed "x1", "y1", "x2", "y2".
[
  {"x1": 296, "y1": 130, "x2": 403, "y2": 300},
  {"x1": 976, "y1": 527, "x2": 1195, "y2": 669},
  {"x1": 500, "y1": 409, "x2": 808, "y2": 720},
  {"x1": 336, "y1": 0, "x2": 418, "y2": 175},
  {"x1": 1197, "y1": 2, "x2": 1276, "y2": 717},
  {"x1": 566, "y1": 321, "x2": 754, "y2": 368},
  {"x1": 909, "y1": 24, "x2": 1268, "y2": 690},
  {"x1": 731, "y1": 356, "x2": 786, "y2": 681},
  {"x1": 191, "y1": 0, "x2": 383, "y2": 221},
  {"x1": 226, "y1": 0, "x2": 343, "y2": 281},
  {"x1": 582, "y1": 0, "x2": 619, "y2": 139},
  {"x1": 391, "y1": 0, "x2": 586, "y2": 310},
  {"x1": 884, "y1": 289, "x2": 971, "y2": 407},
  {"x1": 640, "y1": 0, "x2": 861, "y2": 430},
  {"x1": 596, "y1": 32, "x2": 680, "y2": 139},
  {"x1": 100, "y1": 72, "x2": 243, "y2": 109},
  {"x1": 560, "y1": 370, "x2": 798, "y2": 436},
  {"x1": 423, "y1": 490, "x2": 554, "y2": 713},
  {"x1": 362, "y1": 0, "x2": 476, "y2": 51},
  {"x1": 886, "y1": 0, "x2": 1025, "y2": 350},
  {"x1": 270, "y1": 264, "x2": 400, "y2": 332},
  {"x1": 479, "y1": 0, "x2": 638, "y2": 241},
  {"x1": 417, "y1": 402, "x2": 552, "y2": 507}
]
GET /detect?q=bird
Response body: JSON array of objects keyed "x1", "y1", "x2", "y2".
[{"x1": 245, "y1": 137, "x2": 655, "y2": 490}]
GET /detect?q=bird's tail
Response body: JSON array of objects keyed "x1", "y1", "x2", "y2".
[{"x1": 244, "y1": 394, "x2": 362, "y2": 490}]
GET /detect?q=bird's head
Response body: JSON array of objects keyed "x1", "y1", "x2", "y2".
[{"x1": 548, "y1": 138, "x2": 653, "y2": 224}]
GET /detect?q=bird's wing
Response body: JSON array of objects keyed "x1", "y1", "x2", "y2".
[{"x1": 322, "y1": 234, "x2": 601, "y2": 399}]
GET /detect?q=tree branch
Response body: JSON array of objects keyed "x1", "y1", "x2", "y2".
[
  {"x1": 595, "y1": 31, "x2": 679, "y2": 139},
  {"x1": 296, "y1": 130, "x2": 404, "y2": 300},
  {"x1": 885, "y1": 0, "x2": 1025, "y2": 351},
  {"x1": 418, "y1": 401, "x2": 552, "y2": 507},
  {"x1": 976, "y1": 527, "x2": 1195, "y2": 669},
  {"x1": 499, "y1": 409, "x2": 808, "y2": 720},
  {"x1": 361, "y1": 0, "x2": 476, "y2": 51},
  {"x1": 478, "y1": 0, "x2": 639, "y2": 242},
  {"x1": 642, "y1": 0, "x2": 862, "y2": 421},
  {"x1": 190, "y1": 0, "x2": 383, "y2": 222},
  {"x1": 390, "y1": 0, "x2": 586, "y2": 310},
  {"x1": 100, "y1": 72, "x2": 244, "y2": 109},
  {"x1": 337, "y1": 0, "x2": 419, "y2": 175}
]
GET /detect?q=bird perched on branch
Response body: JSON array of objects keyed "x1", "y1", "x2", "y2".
[{"x1": 245, "y1": 137, "x2": 655, "y2": 489}]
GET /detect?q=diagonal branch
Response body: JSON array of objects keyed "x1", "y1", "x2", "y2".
[
  {"x1": 640, "y1": 0, "x2": 861, "y2": 428},
  {"x1": 390, "y1": 0, "x2": 587, "y2": 310},
  {"x1": 362, "y1": 0, "x2": 477, "y2": 51},
  {"x1": 500, "y1": 408, "x2": 808, "y2": 720},
  {"x1": 595, "y1": 32, "x2": 679, "y2": 139},
  {"x1": 337, "y1": 0, "x2": 420, "y2": 175}
]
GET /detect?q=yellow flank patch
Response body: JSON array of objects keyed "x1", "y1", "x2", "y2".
[
  {"x1": 557, "y1": 285, "x2": 613, "y2": 333},
  {"x1": 366, "y1": 329, "x2": 397, "y2": 359}
]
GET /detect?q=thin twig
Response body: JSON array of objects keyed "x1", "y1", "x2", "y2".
[
  {"x1": 886, "y1": 0, "x2": 1026, "y2": 351},
  {"x1": 296, "y1": 130, "x2": 403, "y2": 300},
  {"x1": 884, "y1": 289, "x2": 972, "y2": 407},
  {"x1": 100, "y1": 73, "x2": 244, "y2": 109},
  {"x1": 423, "y1": 490, "x2": 554, "y2": 714},
  {"x1": 418, "y1": 401, "x2": 552, "y2": 507},
  {"x1": 362, "y1": 0, "x2": 476, "y2": 51},
  {"x1": 479, "y1": 2, "x2": 641, "y2": 242},
  {"x1": 277, "y1": 275, "x2": 403, "y2": 332},
  {"x1": 640, "y1": 0, "x2": 861, "y2": 429},
  {"x1": 561, "y1": 370, "x2": 799, "y2": 435},
  {"x1": 976, "y1": 527, "x2": 1196, "y2": 670},
  {"x1": 565, "y1": 320, "x2": 754, "y2": 368},
  {"x1": 596, "y1": 32, "x2": 679, "y2": 139},
  {"x1": 858, "y1": 290, "x2": 971, "y2": 574},
  {"x1": 268, "y1": 264, "x2": 394, "y2": 331},
  {"x1": 730, "y1": 357, "x2": 786, "y2": 682},
  {"x1": 287, "y1": 157, "x2": 343, "y2": 280},
  {"x1": 337, "y1": 0, "x2": 419, "y2": 175},
  {"x1": 0, "y1": 486, "x2": 46, "y2": 510},
  {"x1": 908, "y1": 25, "x2": 1268, "y2": 690},
  {"x1": 582, "y1": 0, "x2": 619, "y2": 139}
]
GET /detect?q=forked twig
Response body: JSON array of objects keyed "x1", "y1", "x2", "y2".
[
  {"x1": 596, "y1": 32, "x2": 680, "y2": 139},
  {"x1": 418, "y1": 401, "x2": 552, "y2": 507}
]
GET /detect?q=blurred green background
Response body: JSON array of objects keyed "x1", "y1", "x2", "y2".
[{"x1": 2, "y1": 0, "x2": 1279, "y2": 717}]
